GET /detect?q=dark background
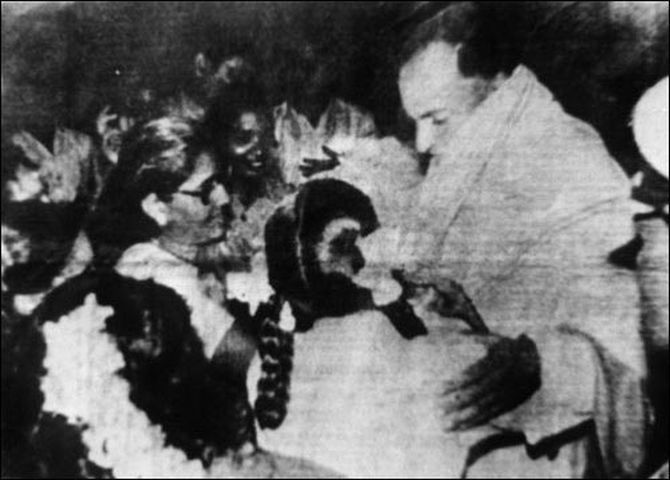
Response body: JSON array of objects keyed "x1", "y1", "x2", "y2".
[{"x1": 2, "y1": 2, "x2": 668, "y2": 174}]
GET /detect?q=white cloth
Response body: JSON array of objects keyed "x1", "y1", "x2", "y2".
[
  {"x1": 40, "y1": 243, "x2": 236, "y2": 477},
  {"x1": 408, "y1": 65, "x2": 647, "y2": 478},
  {"x1": 254, "y1": 66, "x2": 648, "y2": 478},
  {"x1": 115, "y1": 242, "x2": 235, "y2": 358}
]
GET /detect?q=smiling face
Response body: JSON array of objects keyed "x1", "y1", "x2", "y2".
[
  {"x1": 159, "y1": 152, "x2": 230, "y2": 247},
  {"x1": 227, "y1": 109, "x2": 271, "y2": 178},
  {"x1": 399, "y1": 41, "x2": 495, "y2": 156}
]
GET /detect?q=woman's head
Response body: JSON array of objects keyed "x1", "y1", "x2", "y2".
[
  {"x1": 225, "y1": 107, "x2": 273, "y2": 179},
  {"x1": 203, "y1": 78, "x2": 276, "y2": 184},
  {"x1": 89, "y1": 117, "x2": 230, "y2": 264}
]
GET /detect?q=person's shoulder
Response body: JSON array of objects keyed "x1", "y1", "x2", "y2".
[
  {"x1": 97, "y1": 268, "x2": 188, "y2": 313},
  {"x1": 506, "y1": 67, "x2": 631, "y2": 199},
  {"x1": 114, "y1": 241, "x2": 192, "y2": 282}
]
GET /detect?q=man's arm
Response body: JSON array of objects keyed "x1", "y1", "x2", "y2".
[{"x1": 439, "y1": 199, "x2": 648, "y2": 477}]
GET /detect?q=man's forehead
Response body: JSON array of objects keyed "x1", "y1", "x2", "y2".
[{"x1": 399, "y1": 41, "x2": 465, "y2": 118}]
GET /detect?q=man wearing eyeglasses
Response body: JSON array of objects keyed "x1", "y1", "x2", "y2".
[{"x1": 34, "y1": 117, "x2": 335, "y2": 477}]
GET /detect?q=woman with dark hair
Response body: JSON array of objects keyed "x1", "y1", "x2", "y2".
[
  {"x1": 202, "y1": 74, "x2": 284, "y2": 203},
  {"x1": 34, "y1": 116, "x2": 269, "y2": 476},
  {"x1": 201, "y1": 75, "x2": 291, "y2": 307}
]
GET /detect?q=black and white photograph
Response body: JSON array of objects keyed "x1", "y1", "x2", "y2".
[{"x1": 1, "y1": 1, "x2": 668, "y2": 478}]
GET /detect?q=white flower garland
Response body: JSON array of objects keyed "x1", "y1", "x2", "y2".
[{"x1": 41, "y1": 294, "x2": 205, "y2": 478}]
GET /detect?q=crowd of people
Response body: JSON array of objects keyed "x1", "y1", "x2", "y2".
[{"x1": 2, "y1": 4, "x2": 668, "y2": 479}]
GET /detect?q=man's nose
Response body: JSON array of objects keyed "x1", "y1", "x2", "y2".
[
  {"x1": 210, "y1": 183, "x2": 230, "y2": 207},
  {"x1": 415, "y1": 118, "x2": 435, "y2": 154}
]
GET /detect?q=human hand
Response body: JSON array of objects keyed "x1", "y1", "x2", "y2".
[
  {"x1": 299, "y1": 145, "x2": 341, "y2": 178},
  {"x1": 391, "y1": 269, "x2": 489, "y2": 333},
  {"x1": 96, "y1": 105, "x2": 134, "y2": 164},
  {"x1": 377, "y1": 297, "x2": 428, "y2": 339},
  {"x1": 440, "y1": 334, "x2": 541, "y2": 431}
]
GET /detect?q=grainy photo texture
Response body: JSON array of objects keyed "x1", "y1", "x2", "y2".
[{"x1": 1, "y1": 2, "x2": 668, "y2": 478}]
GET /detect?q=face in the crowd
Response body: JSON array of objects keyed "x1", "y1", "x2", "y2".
[
  {"x1": 399, "y1": 41, "x2": 495, "y2": 156},
  {"x1": 227, "y1": 110, "x2": 271, "y2": 178},
  {"x1": 158, "y1": 152, "x2": 230, "y2": 246}
]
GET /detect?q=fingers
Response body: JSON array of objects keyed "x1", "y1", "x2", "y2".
[
  {"x1": 429, "y1": 281, "x2": 489, "y2": 333},
  {"x1": 299, "y1": 156, "x2": 340, "y2": 177},
  {"x1": 445, "y1": 383, "x2": 525, "y2": 431},
  {"x1": 377, "y1": 298, "x2": 428, "y2": 339},
  {"x1": 440, "y1": 335, "x2": 542, "y2": 431},
  {"x1": 118, "y1": 115, "x2": 134, "y2": 132},
  {"x1": 433, "y1": 294, "x2": 489, "y2": 333},
  {"x1": 96, "y1": 105, "x2": 117, "y2": 135},
  {"x1": 322, "y1": 145, "x2": 339, "y2": 160},
  {"x1": 441, "y1": 338, "x2": 512, "y2": 399},
  {"x1": 299, "y1": 159, "x2": 322, "y2": 178},
  {"x1": 97, "y1": 106, "x2": 134, "y2": 138}
]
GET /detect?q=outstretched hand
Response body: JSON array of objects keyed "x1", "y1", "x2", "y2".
[
  {"x1": 440, "y1": 334, "x2": 541, "y2": 432},
  {"x1": 391, "y1": 269, "x2": 489, "y2": 333},
  {"x1": 96, "y1": 105, "x2": 134, "y2": 164},
  {"x1": 299, "y1": 145, "x2": 341, "y2": 178}
]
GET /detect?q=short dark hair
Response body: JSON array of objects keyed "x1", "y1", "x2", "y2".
[
  {"x1": 398, "y1": 3, "x2": 519, "y2": 79},
  {"x1": 203, "y1": 78, "x2": 268, "y2": 144},
  {"x1": 88, "y1": 116, "x2": 206, "y2": 266}
]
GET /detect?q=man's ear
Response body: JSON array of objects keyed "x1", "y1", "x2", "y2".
[
  {"x1": 194, "y1": 52, "x2": 212, "y2": 78},
  {"x1": 141, "y1": 193, "x2": 169, "y2": 227}
]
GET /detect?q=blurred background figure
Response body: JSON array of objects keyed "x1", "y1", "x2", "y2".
[{"x1": 273, "y1": 43, "x2": 377, "y2": 186}]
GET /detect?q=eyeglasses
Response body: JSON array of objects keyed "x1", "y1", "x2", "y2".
[{"x1": 175, "y1": 175, "x2": 220, "y2": 205}]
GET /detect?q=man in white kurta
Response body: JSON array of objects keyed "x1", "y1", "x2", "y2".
[
  {"x1": 254, "y1": 39, "x2": 649, "y2": 479},
  {"x1": 396, "y1": 39, "x2": 648, "y2": 478}
]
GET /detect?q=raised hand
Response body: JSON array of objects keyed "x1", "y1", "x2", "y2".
[
  {"x1": 96, "y1": 105, "x2": 134, "y2": 164},
  {"x1": 299, "y1": 145, "x2": 341, "y2": 178}
]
